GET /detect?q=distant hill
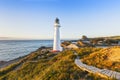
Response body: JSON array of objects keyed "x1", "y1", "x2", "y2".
[
  {"x1": 0, "y1": 37, "x2": 16, "y2": 40},
  {"x1": 108, "y1": 36, "x2": 120, "y2": 40},
  {"x1": 0, "y1": 37, "x2": 34, "y2": 40},
  {"x1": 0, "y1": 37, "x2": 11, "y2": 40},
  {"x1": 91, "y1": 36, "x2": 120, "y2": 40}
]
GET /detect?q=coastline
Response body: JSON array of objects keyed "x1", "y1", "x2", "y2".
[
  {"x1": 0, "y1": 46, "x2": 52, "y2": 69},
  {"x1": 0, "y1": 54, "x2": 28, "y2": 69},
  {"x1": 0, "y1": 57, "x2": 21, "y2": 69},
  {"x1": 0, "y1": 50, "x2": 35, "y2": 69}
]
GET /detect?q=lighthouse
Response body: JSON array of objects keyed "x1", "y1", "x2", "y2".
[{"x1": 53, "y1": 18, "x2": 62, "y2": 52}]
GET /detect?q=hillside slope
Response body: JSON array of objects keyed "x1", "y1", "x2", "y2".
[
  {"x1": 81, "y1": 46, "x2": 120, "y2": 72},
  {"x1": 0, "y1": 48, "x2": 107, "y2": 80}
]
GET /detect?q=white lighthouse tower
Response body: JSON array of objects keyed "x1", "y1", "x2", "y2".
[{"x1": 53, "y1": 18, "x2": 62, "y2": 52}]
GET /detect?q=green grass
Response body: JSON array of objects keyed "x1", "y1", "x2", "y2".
[{"x1": 0, "y1": 48, "x2": 109, "y2": 80}]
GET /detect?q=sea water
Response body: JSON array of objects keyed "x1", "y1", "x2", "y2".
[{"x1": 0, "y1": 40, "x2": 53, "y2": 61}]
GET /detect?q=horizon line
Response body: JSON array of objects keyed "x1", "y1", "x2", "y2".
[{"x1": 0, "y1": 35, "x2": 120, "y2": 40}]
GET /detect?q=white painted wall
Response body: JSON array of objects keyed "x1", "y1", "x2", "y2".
[{"x1": 53, "y1": 23, "x2": 62, "y2": 51}]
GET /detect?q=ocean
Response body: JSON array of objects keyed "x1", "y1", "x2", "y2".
[{"x1": 0, "y1": 40, "x2": 53, "y2": 61}]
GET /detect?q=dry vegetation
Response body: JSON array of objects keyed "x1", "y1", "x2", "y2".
[
  {"x1": 77, "y1": 46, "x2": 120, "y2": 72},
  {"x1": 0, "y1": 48, "x2": 108, "y2": 80}
]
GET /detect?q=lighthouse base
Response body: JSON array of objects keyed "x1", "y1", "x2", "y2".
[{"x1": 52, "y1": 50, "x2": 60, "y2": 53}]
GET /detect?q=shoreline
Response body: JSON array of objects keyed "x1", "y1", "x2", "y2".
[
  {"x1": 0, "y1": 50, "x2": 35, "y2": 69},
  {"x1": 0, "y1": 46, "x2": 52, "y2": 69},
  {"x1": 0, "y1": 54, "x2": 27, "y2": 69}
]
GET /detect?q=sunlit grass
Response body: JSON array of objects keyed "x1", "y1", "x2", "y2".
[{"x1": 0, "y1": 48, "x2": 109, "y2": 80}]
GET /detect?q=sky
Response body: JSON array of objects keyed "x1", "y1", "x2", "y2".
[{"x1": 0, "y1": 0, "x2": 120, "y2": 39}]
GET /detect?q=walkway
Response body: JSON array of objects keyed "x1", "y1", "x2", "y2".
[{"x1": 74, "y1": 53, "x2": 120, "y2": 80}]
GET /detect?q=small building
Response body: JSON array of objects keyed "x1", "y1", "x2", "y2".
[{"x1": 66, "y1": 44, "x2": 79, "y2": 49}]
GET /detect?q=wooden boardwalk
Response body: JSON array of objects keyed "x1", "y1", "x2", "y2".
[{"x1": 75, "y1": 55, "x2": 120, "y2": 80}]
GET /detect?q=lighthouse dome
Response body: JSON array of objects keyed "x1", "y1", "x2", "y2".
[{"x1": 55, "y1": 18, "x2": 60, "y2": 24}]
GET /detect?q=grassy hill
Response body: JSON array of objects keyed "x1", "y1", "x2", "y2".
[
  {"x1": 0, "y1": 48, "x2": 108, "y2": 80},
  {"x1": 78, "y1": 47, "x2": 120, "y2": 72},
  {"x1": 108, "y1": 36, "x2": 120, "y2": 40},
  {"x1": 91, "y1": 36, "x2": 120, "y2": 40}
]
